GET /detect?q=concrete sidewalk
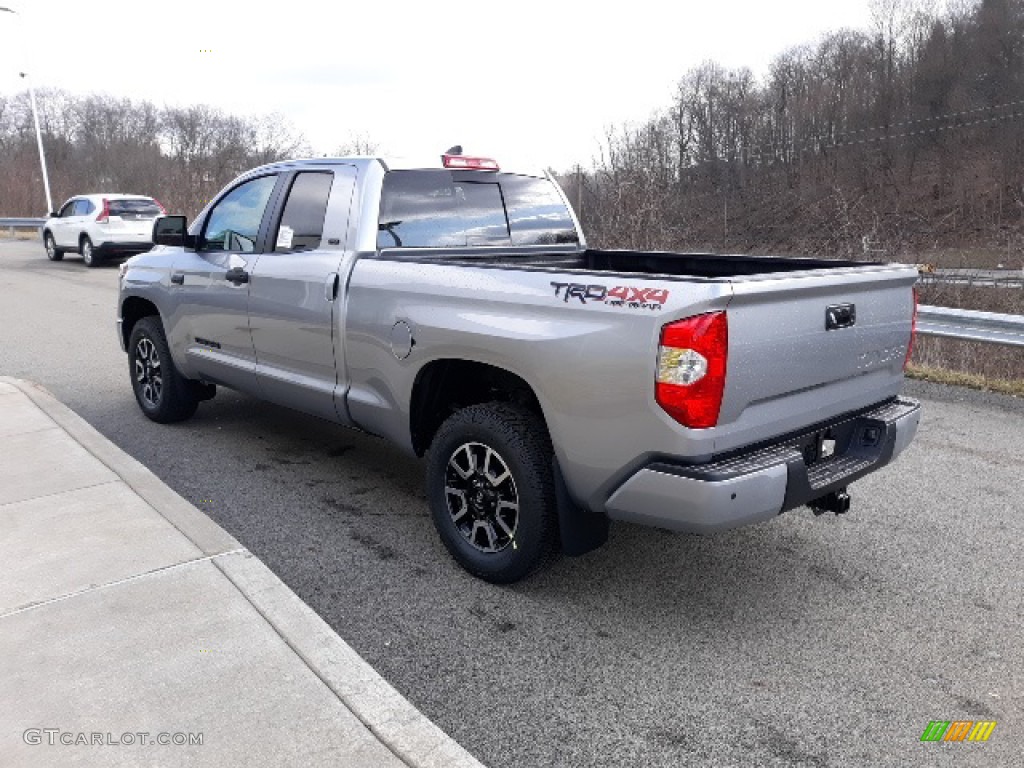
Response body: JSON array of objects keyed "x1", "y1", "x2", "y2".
[{"x1": 0, "y1": 377, "x2": 485, "y2": 768}]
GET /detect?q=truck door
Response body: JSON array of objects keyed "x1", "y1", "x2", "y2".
[
  {"x1": 168, "y1": 173, "x2": 281, "y2": 394},
  {"x1": 247, "y1": 166, "x2": 358, "y2": 423}
]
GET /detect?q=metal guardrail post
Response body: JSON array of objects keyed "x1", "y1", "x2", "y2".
[{"x1": 917, "y1": 305, "x2": 1024, "y2": 347}]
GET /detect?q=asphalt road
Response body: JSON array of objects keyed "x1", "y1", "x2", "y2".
[{"x1": 1, "y1": 239, "x2": 1021, "y2": 767}]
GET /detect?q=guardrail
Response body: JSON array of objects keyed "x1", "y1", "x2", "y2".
[
  {"x1": 0, "y1": 217, "x2": 45, "y2": 236},
  {"x1": 919, "y1": 269, "x2": 1023, "y2": 289},
  {"x1": 917, "y1": 305, "x2": 1024, "y2": 347}
]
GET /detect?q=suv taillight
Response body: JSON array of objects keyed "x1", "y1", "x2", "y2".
[
  {"x1": 655, "y1": 311, "x2": 728, "y2": 429},
  {"x1": 154, "y1": 199, "x2": 167, "y2": 214},
  {"x1": 95, "y1": 198, "x2": 110, "y2": 223},
  {"x1": 904, "y1": 287, "x2": 918, "y2": 370}
]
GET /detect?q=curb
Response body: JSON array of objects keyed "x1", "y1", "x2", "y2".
[{"x1": 3, "y1": 377, "x2": 485, "y2": 768}]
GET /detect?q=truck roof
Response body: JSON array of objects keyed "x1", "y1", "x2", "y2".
[{"x1": 246, "y1": 155, "x2": 548, "y2": 178}]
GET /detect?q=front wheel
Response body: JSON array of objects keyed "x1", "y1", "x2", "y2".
[
  {"x1": 44, "y1": 232, "x2": 63, "y2": 261},
  {"x1": 128, "y1": 316, "x2": 199, "y2": 423},
  {"x1": 426, "y1": 402, "x2": 557, "y2": 583}
]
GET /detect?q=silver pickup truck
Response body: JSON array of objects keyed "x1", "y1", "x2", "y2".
[{"x1": 117, "y1": 150, "x2": 921, "y2": 582}]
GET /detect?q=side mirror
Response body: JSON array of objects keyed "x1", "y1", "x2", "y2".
[
  {"x1": 153, "y1": 215, "x2": 188, "y2": 247},
  {"x1": 48, "y1": 211, "x2": 57, "y2": 219}
]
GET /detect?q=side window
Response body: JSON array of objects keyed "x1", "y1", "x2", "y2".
[
  {"x1": 377, "y1": 170, "x2": 509, "y2": 248},
  {"x1": 273, "y1": 172, "x2": 334, "y2": 252},
  {"x1": 199, "y1": 175, "x2": 278, "y2": 252},
  {"x1": 73, "y1": 200, "x2": 92, "y2": 216},
  {"x1": 59, "y1": 201, "x2": 76, "y2": 217},
  {"x1": 501, "y1": 175, "x2": 579, "y2": 245},
  {"x1": 460, "y1": 183, "x2": 510, "y2": 245}
]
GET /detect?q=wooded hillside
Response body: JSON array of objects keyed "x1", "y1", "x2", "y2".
[
  {"x1": 0, "y1": 94, "x2": 307, "y2": 217},
  {"x1": 564, "y1": 0, "x2": 1024, "y2": 266}
]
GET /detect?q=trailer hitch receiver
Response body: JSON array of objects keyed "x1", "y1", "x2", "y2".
[{"x1": 810, "y1": 488, "x2": 850, "y2": 516}]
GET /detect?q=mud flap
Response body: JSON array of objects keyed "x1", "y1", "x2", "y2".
[{"x1": 554, "y1": 457, "x2": 609, "y2": 557}]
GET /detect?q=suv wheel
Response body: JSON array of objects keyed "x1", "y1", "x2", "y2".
[
  {"x1": 426, "y1": 402, "x2": 557, "y2": 583},
  {"x1": 80, "y1": 236, "x2": 100, "y2": 267},
  {"x1": 44, "y1": 232, "x2": 64, "y2": 261},
  {"x1": 128, "y1": 316, "x2": 199, "y2": 423}
]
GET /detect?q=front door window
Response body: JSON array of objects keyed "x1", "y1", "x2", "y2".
[{"x1": 199, "y1": 175, "x2": 278, "y2": 252}]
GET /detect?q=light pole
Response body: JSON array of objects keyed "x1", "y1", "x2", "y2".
[{"x1": 1, "y1": 6, "x2": 54, "y2": 214}]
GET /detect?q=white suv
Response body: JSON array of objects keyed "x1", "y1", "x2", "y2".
[{"x1": 42, "y1": 194, "x2": 165, "y2": 267}]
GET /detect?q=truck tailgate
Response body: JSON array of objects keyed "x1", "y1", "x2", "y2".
[{"x1": 716, "y1": 265, "x2": 918, "y2": 446}]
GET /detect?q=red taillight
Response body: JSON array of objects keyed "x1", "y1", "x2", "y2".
[
  {"x1": 904, "y1": 287, "x2": 918, "y2": 370},
  {"x1": 655, "y1": 311, "x2": 728, "y2": 429},
  {"x1": 95, "y1": 198, "x2": 110, "y2": 223},
  {"x1": 442, "y1": 154, "x2": 500, "y2": 170},
  {"x1": 154, "y1": 199, "x2": 167, "y2": 214}
]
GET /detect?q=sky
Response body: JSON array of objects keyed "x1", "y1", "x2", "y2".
[{"x1": 0, "y1": 0, "x2": 874, "y2": 172}]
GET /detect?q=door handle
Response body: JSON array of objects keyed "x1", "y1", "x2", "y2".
[
  {"x1": 170, "y1": 273, "x2": 184, "y2": 285},
  {"x1": 325, "y1": 272, "x2": 340, "y2": 301},
  {"x1": 225, "y1": 267, "x2": 249, "y2": 285}
]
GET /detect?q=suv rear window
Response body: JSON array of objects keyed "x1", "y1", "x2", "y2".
[
  {"x1": 109, "y1": 199, "x2": 162, "y2": 217},
  {"x1": 377, "y1": 171, "x2": 578, "y2": 249}
]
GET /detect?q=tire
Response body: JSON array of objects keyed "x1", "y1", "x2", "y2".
[
  {"x1": 426, "y1": 402, "x2": 557, "y2": 583},
  {"x1": 128, "y1": 316, "x2": 199, "y2": 423},
  {"x1": 44, "y1": 232, "x2": 63, "y2": 261},
  {"x1": 80, "y1": 235, "x2": 100, "y2": 267}
]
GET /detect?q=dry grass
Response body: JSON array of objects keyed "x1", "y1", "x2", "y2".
[
  {"x1": 912, "y1": 334, "x2": 1022, "y2": 381},
  {"x1": 1, "y1": 228, "x2": 39, "y2": 241},
  {"x1": 906, "y1": 363, "x2": 1024, "y2": 398},
  {"x1": 909, "y1": 317, "x2": 1023, "y2": 395},
  {"x1": 913, "y1": 277, "x2": 1023, "y2": 389},
  {"x1": 917, "y1": 283, "x2": 1023, "y2": 316}
]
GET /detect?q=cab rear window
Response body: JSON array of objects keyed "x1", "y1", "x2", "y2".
[{"x1": 377, "y1": 171, "x2": 578, "y2": 249}]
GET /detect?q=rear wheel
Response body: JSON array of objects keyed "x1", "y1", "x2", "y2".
[
  {"x1": 44, "y1": 232, "x2": 63, "y2": 261},
  {"x1": 80, "y1": 236, "x2": 100, "y2": 267},
  {"x1": 426, "y1": 402, "x2": 557, "y2": 583},
  {"x1": 128, "y1": 316, "x2": 199, "y2": 423}
]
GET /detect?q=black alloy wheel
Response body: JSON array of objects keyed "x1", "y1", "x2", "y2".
[{"x1": 444, "y1": 441, "x2": 520, "y2": 554}]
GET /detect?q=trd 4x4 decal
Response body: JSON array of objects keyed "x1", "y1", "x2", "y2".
[{"x1": 550, "y1": 282, "x2": 670, "y2": 310}]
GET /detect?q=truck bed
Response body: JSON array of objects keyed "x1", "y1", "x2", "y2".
[
  {"x1": 577, "y1": 249, "x2": 871, "y2": 277},
  {"x1": 380, "y1": 247, "x2": 876, "y2": 279}
]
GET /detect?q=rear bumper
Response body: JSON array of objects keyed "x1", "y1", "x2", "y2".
[
  {"x1": 96, "y1": 240, "x2": 152, "y2": 256},
  {"x1": 604, "y1": 397, "x2": 921, "y2": 533}
]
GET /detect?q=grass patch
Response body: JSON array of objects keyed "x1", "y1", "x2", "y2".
[{"x1": 906, "y1": 364, "x2": 1024, "y2": 398}]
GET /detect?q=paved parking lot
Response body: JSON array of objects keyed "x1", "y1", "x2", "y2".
[{"x1": 1, "y1": 238, "x2": 1020, "y2": 767}]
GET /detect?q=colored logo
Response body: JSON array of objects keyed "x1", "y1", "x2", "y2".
[{"x1": 920, "y1": 720, "x2": 997, "y2": 742}]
